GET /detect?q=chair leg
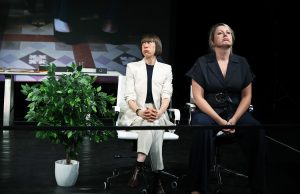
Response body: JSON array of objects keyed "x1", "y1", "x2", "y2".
[
  {"x1": 213, "y1": 138, "x2": 249, "y2": 193},
  {"x1": 160, "y1": 170, "x2": 180, "y2": 189},
  {"x1": 152, "y1": 171, "x2": 166, "y2": 194},
  {"x1": 213, "y1": 146, "x2": 248, "y2": 189},
  {"x1": 214, "y1": 164, "x2": 223, "y2": 186},
  {"x1": 104, "y1": 168, "x2": 120, "y2": 190},
  {"x1": 160, "y1": 170, "x2": 179, "y2": 180},
  {"x1": 219, "y1": 165, "x2": 248, "y2": 178},
  {"x1": 214, "y1": 145, "x2": 223, "y2": 187}
]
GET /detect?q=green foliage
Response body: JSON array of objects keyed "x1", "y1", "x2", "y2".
[{"x1": 21, "y1": 63, "x2": 116, "y2": 164}]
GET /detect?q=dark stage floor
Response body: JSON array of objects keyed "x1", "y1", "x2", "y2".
[{"x1": 1, "y1": 128, "x2": 300, "y2": 194}]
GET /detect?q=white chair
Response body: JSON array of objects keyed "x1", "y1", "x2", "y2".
[{"x1": 104, "y1": 75, "x2": 181, "y2": 192}]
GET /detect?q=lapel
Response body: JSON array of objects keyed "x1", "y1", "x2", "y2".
[
  {"x1": 138, "y1": 59, "x2": 148, "y2": 103},
  {"x1": 152, "y1": 61, "x2": 160, "y2": 84},
  {"x1": 139, "y1": 59, "x2": 148, "y2": 80},
  {"x1": 206, "y1": 53, "x2": 239, "y2": 86},
  {"x1": 152, "y1": 61, "x2": 161, "y2": 108},
  {"x1": 225, "y1": 54, "x2": 239, "y2": 82},
  {"x1": 206, "y1": 53, "x2": 226, "y2": 87}
]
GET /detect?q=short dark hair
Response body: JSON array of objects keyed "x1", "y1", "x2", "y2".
[{"x1": 140, "y1": 34, "x2": 162, "y2": 56}]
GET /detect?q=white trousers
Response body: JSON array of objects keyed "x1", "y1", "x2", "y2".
[{"x1": 131, "y1": 103, "x2": 165, "y2": 171}]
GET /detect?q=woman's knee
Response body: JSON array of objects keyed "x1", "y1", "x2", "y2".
[{"x1": 191, "y1": 112, "x2": 214, "y2": 125}]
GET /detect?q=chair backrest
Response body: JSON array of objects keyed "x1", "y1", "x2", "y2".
[
  {"x1": 186, "y1": 85, "x2": 196, "y2": 125},
  {"x1": 115, "y1": 75, "x2": 179, "y2": 140},
  {"x1": 190, "y1": 85, "x2": 195, "y2": 104},
  {"x1": 114, "y1": 75, "x2": 127, "y2": 124}
]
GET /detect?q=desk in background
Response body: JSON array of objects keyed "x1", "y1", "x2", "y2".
[{"x1": 0, "y1": 68, "x2": 120, "y2": 126}]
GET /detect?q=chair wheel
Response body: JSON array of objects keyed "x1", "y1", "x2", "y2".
[
  {"x1": 140, "y1": 188, "x2": 148, "y2": 194},
  {"x1": 171, "y1": 181, "x2": 178, "y2": 189},
  {"x1": 103, "y1": 181, "x2": 111, "y2": 190},
  {"x1": 113, "y1": 169, "x2": 119, "y2": 176}
]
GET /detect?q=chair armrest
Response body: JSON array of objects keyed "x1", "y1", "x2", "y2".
[
  {"x1": 163, "y1": 131, "x2": 179, "y2": 140},
  {"x1": 185, "y1": 102, "x2": 196, "y2": 111},
  {"x1": 117, "y1": 130, "x2": 179, "y2": 141},
  {"x1": 113, "y1": 105, "x2": 120, "y2": 113},
  {"x1": 112, "y1": 105, "x2": 120, "y2": 126},
  {"x1": 117, "y1": 130, "x2": 138, "y2": 140},
  {"x1": 168, "y1": 108, "x2": 180, "y2": 125},
  {"x1": 185, "y1": 102, "x2": 196, "y2": 125},
  {"x1": 249, "y1": 104, "x2": 254, "y2": 113}
]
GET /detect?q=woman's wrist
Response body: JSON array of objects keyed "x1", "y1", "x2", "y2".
[
  {"x1": 159, "y1": 109, "x2": 165, "y2": 116},
  {"x1": 136, "y1": 108, "x2": 141, "y2": 116}
]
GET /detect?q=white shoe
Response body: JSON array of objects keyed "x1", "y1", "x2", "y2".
[{"x1": 54, "y1": 18, "x2": 71, "y2": 33}]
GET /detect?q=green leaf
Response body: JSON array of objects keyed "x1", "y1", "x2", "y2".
[
  {"x1": 21, "y1": 62, "x2": 116, "y2": 161},
  {"x1": 67, "y1": 131, "x2": 73, "y2": 138}
]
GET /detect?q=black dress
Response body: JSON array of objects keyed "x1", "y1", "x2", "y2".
[{"x1": 186, "y1": 53, "x2": 266, "y2": 194}]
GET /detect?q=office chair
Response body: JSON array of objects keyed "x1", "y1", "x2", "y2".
[
  {"x1": 104, "y1": 75, "x2": 181, "y2": 193},
  {"x1": 186, "y1": 85, "x2": 249, "y2": 193}
]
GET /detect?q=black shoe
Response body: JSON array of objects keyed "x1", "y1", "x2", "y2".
[
  {"x1": 128, "y1": 162, "x2": 145, "y2": 188},
  {"x1": 128, "y1": 166, "x2": 141, "y2": 187}
]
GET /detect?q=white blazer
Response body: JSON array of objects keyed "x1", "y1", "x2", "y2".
[{"x1": 118, "y1": 58, "x2": 173, "y2": 126}]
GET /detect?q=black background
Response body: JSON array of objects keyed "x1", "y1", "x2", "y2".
[{"x1": 170, "y1": 0, "x2": 287, "y2": 124}]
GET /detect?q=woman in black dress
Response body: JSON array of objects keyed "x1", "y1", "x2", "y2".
[{"x1": 186, "y1": 23, "x2": 266, "y2": 194}]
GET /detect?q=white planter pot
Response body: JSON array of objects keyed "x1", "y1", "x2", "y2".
[{"x1": 55, "y1": 159, "x2": 79, "y2": 187}]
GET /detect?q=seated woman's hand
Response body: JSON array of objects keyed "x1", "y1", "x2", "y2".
[
  {"x1": 142, "y1": 107, "x2": 157, "y2": 122},
  {"x1": 219, "y1": 119, "x2": 235, "y2": 134},
  {"x1": 222, "y1": 121, "x2": 235, "y2": 134}
]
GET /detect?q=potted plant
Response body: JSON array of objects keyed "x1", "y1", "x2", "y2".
[{"x1": 21, "y1": 62, "x2": 116, "y2": 187}]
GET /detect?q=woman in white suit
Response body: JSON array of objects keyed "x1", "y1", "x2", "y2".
[{"x1": 118, "y1": 34, "x2": 173, "y2": 194}]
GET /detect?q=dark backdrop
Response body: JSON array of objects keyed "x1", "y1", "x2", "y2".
[
  {"x1": 0, "y1": 0, "x2": 294, "y2": 125},
  {"x1": 170, "y1": 0, "x2": 288, "y2": 124}
]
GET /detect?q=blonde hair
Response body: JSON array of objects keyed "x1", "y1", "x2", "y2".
[{"x1": 208, "y1": 23, "x2": 235, "y2": 52}]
